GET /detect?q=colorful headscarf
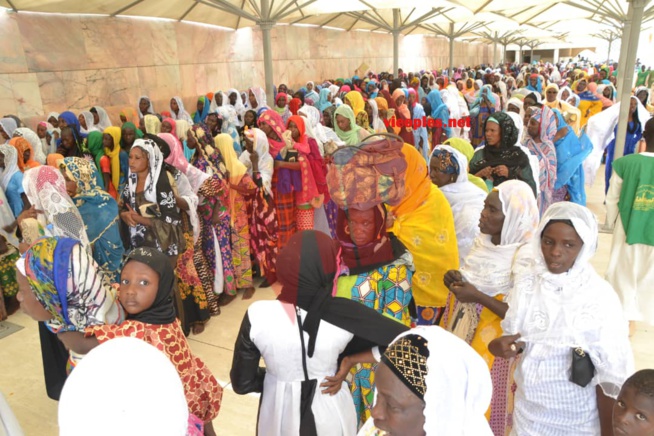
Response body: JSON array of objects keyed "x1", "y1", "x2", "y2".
[
  {"x1": 9, "y1": 137, "x2": 39, "y2": 171},
  {"x1": 0, "y1": 143, "x2": 19, "y2": 189},
  {"x1": 21, "y1": 236, "x2": 123, "y2": 333},
  {"x1": 345, "y1": 91, "x2": 365, "y2": 117},
  {"x1": 120, "y1": 107, "x2": 139, "y2": 126},
  {"x1": 193, "y1": 96, "x2": 210, "y2": 124},
  {"x1": 257, "y1": 109, "x2": 287, "y2": 158},
  {"x1": 289, "y1": 98, "x2": 302, "y2": 116},
  {"x1": 144, "y1": 114, "x2": 161, "y2": 135},
  {"x1": 334, "y1": 104, "x2": 362, "y2": 146}
]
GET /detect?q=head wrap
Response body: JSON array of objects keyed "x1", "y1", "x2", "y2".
[
  {"x1": 137, "y1": 96, "x2": 155, "y2": 118},
  {"x1": 380, "y1": 327, "x2": 493, "y2": 435},
  {"x1": 257, "y1": 109, "x2": 287, "y2": 158},
  {"x1": 239, "y1": 128, "x2": 274, "y2": 196},
  {"x1": 21, "y1": 236, "x2": 123, "y2": 333},
  {"x1": 143, "y1": 114, "x2": 161, "y2": 135},
  {"x1": 193, "y1": 96, "x2": 211, "y2": 124},
  {"x1": 333, "y1": 105, "x2": 362, "y2": 146},
  {"x1": 0, "y1": 117, "x2": 17, "y2": 141},
  {"x1": 0, "y1": 143, "x2": 19, "y2": 189},
  {"x1": 91, "y1": 106, "x2": 112, "y2": 131},
  {"x1": 9, "y1": 137, "x2": 39, "y2": 171},
  {"x1": 14, "y1": 127, "x2": 46, "y2": 165},
  {"x1": 22, "y1": 166, "x2": 90, "y2": 247},
  {"x1": 122, "y1": 246, "x2": 176, "y2": 325}
]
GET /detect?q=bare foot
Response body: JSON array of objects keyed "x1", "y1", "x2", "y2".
[
  {"x1": 204, "y1": 421, "x2": 216, "y2": 436},
  {"x1": 218, "y1": 293, "x2": 237, "y2": 307},
  {"x1": 192, "y1": 323, "x2": 206, "y2": 335},
  {"x1": 242, "y1": 287, "x2": 256, "y2": 300}
]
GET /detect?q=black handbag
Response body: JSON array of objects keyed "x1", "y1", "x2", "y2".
[
  {"x1": 570, "y1": 347, "x2": 595, "y2": 387},
  {"x1": 296, "y1": 307, "x2": 318, "y2": 436}
]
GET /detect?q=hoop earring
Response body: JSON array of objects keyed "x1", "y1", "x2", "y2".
[{"x1": 344, "y1": 226, "x2": 351, "y2": 235}]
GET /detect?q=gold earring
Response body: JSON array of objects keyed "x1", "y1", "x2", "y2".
[{"x1": 344, "y1": 226, "x2": 351, "y2": 235}]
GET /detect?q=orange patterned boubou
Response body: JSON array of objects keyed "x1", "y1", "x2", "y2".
[{"x1": 86, "y1": 319, "x2": 222, "y2": 422}]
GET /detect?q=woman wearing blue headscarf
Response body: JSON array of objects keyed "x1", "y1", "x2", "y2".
[
  {"x1": 412, "y1": 103, "x2": 430, "y2": 162},
  {"x1": 366, "y1": 80, "x2": 378, "y2": 99},
  {"x1": 58, "y1": 111, "x2": 87, "y2": 140},
  {"x1": 526, "y1": 73, "x2": 543, "y2": 94},
  {"x1": 193, "y1": 96, "x2": 210, "y2": 124},
  {"x1": 426, "y1": 89, "x2": 451, "y2": 149},
  {"x1": 317, "y1": 88, "x2": 332, "y2": 112}
]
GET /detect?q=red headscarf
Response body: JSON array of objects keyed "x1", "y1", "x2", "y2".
[
  {"x1": 287, "y1": 115, "x2": 309, "y2": 154},
  {"x1": 289, "y1": 98, "x2": 302, "y2": 115},
  {"x1": 257, "y1": 109, "x2": 287, "y2": 158},
  {"x1": 162, "y1": 117, "x2": 178, "y2": 139}
]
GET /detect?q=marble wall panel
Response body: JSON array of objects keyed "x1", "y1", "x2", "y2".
[
  {"x1": 11, "y1": 73, "x2": 44, "y2": 119},
  {"x1": 17, "y1": 13, "x2": 88, "y2": 72},
  {"x1": 0, "y1": 14, "x2": 28, "y2": 74},
  {"x1": 0, "y1": 75, "x2": 17, "y2": 116},
  {"x1": 80, "y1": 16, "x2": 137, "y2": 70},
  {"x1": 136, "y1": 65, "x2": 182, "y2": 112},
  {"x1": 131, "y1": 19, "x2": 179, "y2": 67},
  {"x1": 86, "y1": 67, "x2": 141, "y2": 108}
]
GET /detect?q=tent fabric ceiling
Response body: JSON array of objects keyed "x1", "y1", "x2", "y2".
[{"x1": 0, "y1": 0, "x2": 652, "y2": 46}]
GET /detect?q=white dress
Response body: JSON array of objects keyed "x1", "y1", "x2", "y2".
[{"x1": 248, "y1": 300, "x2": 358, "y2": 436}]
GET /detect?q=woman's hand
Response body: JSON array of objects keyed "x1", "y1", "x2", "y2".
[
  {"x1": 321, "y1": 357, "x2": 353, "y2": 396},
  {"x1": 493, "y1": 165, "x2": 509, "y2": 178},
  {"x1": 443, "y1": 270, "x2": 464, "y2": 288},
  {"x1": 120, "y1": 204, "x2": 139, "y2": 227},
  {"x1": 448, "y1": 281, "x2": 481, "y2": 304},
  {"x1": 475, "y1": 166, "x2": 493, "y2": 179},
  {"x1": 489, "y1": 334, "x2": 524, "y2": 359}
]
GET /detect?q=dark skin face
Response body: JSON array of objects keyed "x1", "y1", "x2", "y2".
[
  {"x1": 346, "y1": 208, "x2": 377, "y2": 247},
  {"x1": 58, "y1": 116, "x2": 68, "y2": 128},
  {"x1": 288, "y1": 121, "x2": 301, "y2": 142},
  {"x1": 631, "y1": 98, "x2": 639, "y2": 115},
  {"x1": 507, "y1": 104, "x2": 520, "y2": 115},
  {"x1": 22, "y1": 148, "x2": 30, "y2": 164},
  {"x1": 529, "y1": 77, "x2": 538, "y2": 88},
  {"x1": 139, "y1": 98, "x2": 149, "y2": 114},
  {"x1": 62, "y1": 169, "x2": 78, "y2": 198},
  {"x1": 371, "y1": 363, "x2": 426, "y2": 436},
  {"x1": 277, "y1": 96, "x2": 287, "y2": 108},
  {"x1": 48, "y1": 116, "x2": 59, "y2": 128},
  {"x1": 484, "y1": 121, "x2": 501, "y2": 147},
  {"x1": 91, "y1": 109, "x2": 99, "y2": 125},
  {"x1": 604, "y1": 87, "x2": 612, "y2": 99},
  {"x1": 197, "y1": 99, "x2": 204, "y2": 113},
  {"x1": 523, "y1": 97, "x2": 537, "y2": 112},
  {"x1": 119, "y1": 260, "x2": 159, "y2": 316},
  {"x1": 429, "y1": 156, "x2": 455, "y2": 188},
  {"x1": 16, "y1": 271, "x2": 53, "y2": 322},
  {"x1": 122, "y1": 127, "x2": 136, "y2": 148},
  {"x1": 128, "y1": 147, "x2": 149, "y2": 175},
  {"x1": 638, "y1": 91, "x2": 648, "y2": 106},
  {"x1": 560, "y1": 89, "x2": 570, "y2": 101},
  {"x1": 229, "y1": 92, "x2": 237, "y2": 105},
  {"x1": 323, "y1": 110, "x2": 333, "y2": 128},
  {"x1": 576, "y1": 80, "x2": 587, "y2": 92},
  {"x1": 479, "y1": 191, "x2": 505, "y2": 245},
  {"x1": 613, "y1": 385, "x2": 654, "y2": 436},
  {"x1": 215, "y1": 93, "x2": 223, "y2": 106},
  {"x1": 244, "y1": 111, "x2": 255, "y2": 126},
  {"x1": 249, "y1": 90, "x2": 257, "y2": 108},
  {"x1": 278, "y1": 84, "x2": 287, "y2": 94},
  {"x1": 436, "y1": 78, "x2": 444, "y2": 88},
  {"x1": 78, "y1": 114, "x2": 87, "y2": 130},
  {"x1": 335, "y1": 114, "x2": 350, "y2": 132},
  {"x1": 259, "y1": 122, "x2": 279, "y2": 141},
  {"x1": 120, "y1": 114, "x2": 127, "y2": 123},
  {"x1": 186, "y1": 130, "x2": 197, "y2": 150},
  {"x1": 421, "y1": 77, "x2": 428, "y2": 87},
  {"x1": 206, "y1": 114, "x2": 219, "y2": 132},
  {"x1": 0, "y1": 151, "x2": 4, "y2": 169},
  {"x1": 161, "y1": 121, "x2": 173, "y2": 134},
  {"x1": 170, "y1": 98, "x2": 179, "y2": 113},
  {"x1": 61, "y1": 130, "x2": 75, "y2": 151},
  {"x1": 37, "y1": 123, "x2": 47, "y2": 139},
  {"x1": 545, "y1": 87, "x2": 558, "y2": 103},
  {"x1": 102, "y1": 133, "x2": 114, "y2": 151},
  {"x1": 527, "y1": 117, "x2": 540, "y2": 139},
  {"x1": 540, "y1": 222, "x2": 584, "y2": 274},
  {"x1": 365, "y1": 101, "x2": 373, "y2": 123}
]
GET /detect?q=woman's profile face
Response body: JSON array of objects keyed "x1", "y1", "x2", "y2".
[{"x1": 479, "y1": 191, "x2": 505, "y2": 239}]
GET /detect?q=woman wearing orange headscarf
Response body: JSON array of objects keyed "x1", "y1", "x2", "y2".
[
  {"x1": 119, "y1": 107, "x2": 139, "y2": 126},
  {"x1": 380, "y1": 89, "x2": 414, "y2": 145},
  {"x1": 9, "y1": 137, "x2": 40, "y2": 171},
  {"x1": 388, "y1": 144, "x2": 459, "y2": 325}
]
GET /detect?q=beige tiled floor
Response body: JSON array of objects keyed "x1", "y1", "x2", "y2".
[{"x1": 1, "y1": 166, "x2": 652, "y2": 436}]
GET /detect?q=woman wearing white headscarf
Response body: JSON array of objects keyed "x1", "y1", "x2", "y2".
[
  {"x1": 248, "y1": 86, "x2": 269, "y2": 116},
  {"x1": 442, "y1": 179, "x2": 538, "y2": 435},
  {"x1": 59, "y1": 337, "x2": 202, "y2": 436},
  {"x1": 169, "y1": 96, "x2": 193, "y2": 124},
  {"x1": 0, "y1": 118, "x2": 17, "y2": 143},
  {"x1": 227, "y1": 88, "x2": 246, "y2": 127},
  {"x1": 91, "y1": 106, "x2": 112, "y2": 131},
  {"x1": 14, "y1": 127, "x2": 46, "y2": 165},
  {"x1": 366, "y1": 99, "x2": 386, "y2": 134},
  {"x1": 22, "y1": 165, "x2": 90, "y2": 248},
  {"x1": 137, "y1": 95, "x2": 155, "y2": 119},
  {"x1": 357, "y1": 326, "x2": 493, "y2": 435},
  {"x1": 78, "y1": 111, "x2": 98, "y2": 136},
  {"x1": 491, "y1": 202, "x2": 633, "y2": 435},
  {"x1": 0, "y1": 144, "x2": 25, "y2": 219},
  {"x1": 429, "y1": 145, "x2": 487, "y2": 264},
  {"x1": 298, "y1": 105, "x2": 325, "y2": 156}
]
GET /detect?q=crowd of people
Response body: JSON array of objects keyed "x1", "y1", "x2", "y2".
[{"x1": 1, "y1": 56, "x2": 654, "y2": 435}]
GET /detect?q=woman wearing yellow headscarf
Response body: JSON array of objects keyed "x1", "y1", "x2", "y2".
[
  {"x1": 443, "y1": 138, "x2": 489, "y2": 193},
  {"x1": 543, "y1": 83, "x2": 581, "y2": 135},
  {"x1": 103, "y1": 126, "x2": 122, "y2": 200},
  {"x1": 388, "y1": 143, "x2": 459, "y2": 325},
  {"x1": 344, "y1": 91, "x2": 366, "y2": 118},
  {"x1": 214, "y1": 133, "x2": 256, "y2": 296}
]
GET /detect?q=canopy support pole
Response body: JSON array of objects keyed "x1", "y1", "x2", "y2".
[
  {"x1": 449, "y1": 23, "x2": 455, "y2": 76},
  {"x1": 393, "y1": 9, "x2": 400, "y2": 76},
  {"x1": 614, "y1": 0, "x2": 647, "y2": 160},
  {"x1": 259, "y1": 0, "x2": 275, "y2": 105},
  {"x1": 492, "y1": 31, "x2": 498, "y2": 66}
]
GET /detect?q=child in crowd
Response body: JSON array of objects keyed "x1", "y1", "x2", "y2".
[
  {"x1": 59, "y1": 246, "x2": 222, "y2": 436},
  {"x1": 614, "y1": 370, "x2": 654, "y2": 436}
]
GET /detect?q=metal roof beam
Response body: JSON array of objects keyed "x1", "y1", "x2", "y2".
[
  {"x1": 247, "y1": 0, "x2": 262, "y2": 16},
  {"x1": 273, "y1": 0, "x2": 317, "y2": 20},
  {"x1": 319, "y1": 13, "x2": 341, "y2": 27},
  {"x1": 111, "y1": 0, "x2": 145, "y2": 16},
  {"x1": 474, "y1": 0, "x2": 495, "y2": 14},
  {"x1": 203, "y1": 0, "x2": 259, "y2": 21},
  {"x1": 400, "y1": 8, "x2": 443, "y2": 30},
  {"x1": 235, "y1": 0, "x2": 247, "y2": 27},
  {"x1": 5, "y1": 0, "x2": 17, "y2": 12},
  {"x1": 179, "y1": 2, "x2": 198, "y2": 21},
  {"x1": 344, "y1": 10, "x2": 391, "y2": 31},
  {"x1": 402, "y1": 8, "x2": 416, "y2": 26}
]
